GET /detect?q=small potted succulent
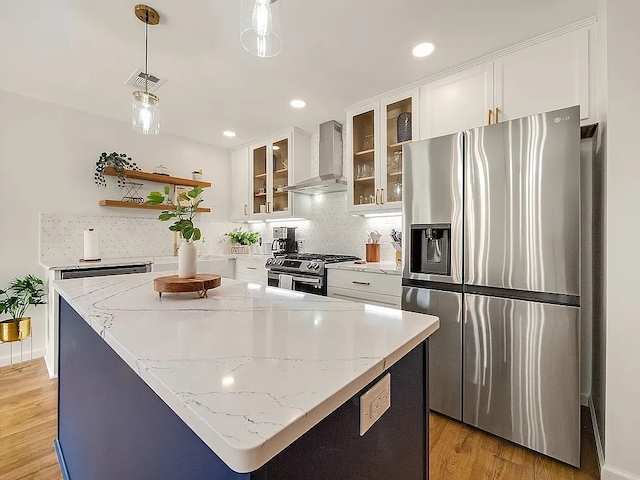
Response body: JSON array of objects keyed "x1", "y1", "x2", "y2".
[
  {"x1": 0, "y1": 275, "x2": 46, "y2": 343},
  {"x1": 94, "y1": 152, "x2": 141, "y2": 188},
  {"x1": 146, "y1": 186, "x2": 204, "y2": 279},
  {"x1": 225, "y1": 228, "x2": 261, "y2": 255}
]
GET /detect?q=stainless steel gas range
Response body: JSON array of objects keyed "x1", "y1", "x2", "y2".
[{"x1": 266, "y1": 253, "x2": 360, "y2": 296}]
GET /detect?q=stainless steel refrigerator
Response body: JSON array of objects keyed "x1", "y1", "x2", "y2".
[{"x1": 402, "y1": 106, "x2": 581, "y2": 466}]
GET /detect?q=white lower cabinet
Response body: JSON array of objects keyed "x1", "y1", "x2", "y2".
[
  {"x1": 235, "y1": 257, "x2": 268, "y2": 285},
  {"x1": 327, "y1": 269, "x2": 401, "y2": 309}
]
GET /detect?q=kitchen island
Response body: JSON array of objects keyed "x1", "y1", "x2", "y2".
[{"x1": 53, "y1": 273, "x2": 439, "y2": 480}]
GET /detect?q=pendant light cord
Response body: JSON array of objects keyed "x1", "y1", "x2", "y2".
[{"x1": 144, "y1": 11, "x2": 149, "y2": 94}]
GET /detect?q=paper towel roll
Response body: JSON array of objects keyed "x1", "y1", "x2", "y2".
[
  {"x1": 83, "y1": 229, "x2": 99, "y2": 260},
  {"x1": 279, "y1": 274, "x2": 294, "y2": 290}
]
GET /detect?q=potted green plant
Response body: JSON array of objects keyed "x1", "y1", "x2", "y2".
[
  {"x1": 0, "y1": 275, "x2": 46, "y2": 343},
  {"x1": 94, "y1": 152, "x2": 141, "y2": 188},
  {"x1": 225, "y1": 228, "x2": 261, "y2": 255},
  {"x1": 146, "y1": 186, "x2": 204, "y2": 279}
]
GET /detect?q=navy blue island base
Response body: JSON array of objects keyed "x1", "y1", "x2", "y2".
[{"x1": 55, "y1": 298, "x2": 429, "y2": 480}]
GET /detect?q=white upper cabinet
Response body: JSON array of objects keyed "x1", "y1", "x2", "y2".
[
  {"x1": 248, "y1": 128, "x2": 312, "y2": 221},
  {"x1": 419, "y1": 26, "x2": 592, "y2": 140},
  {"x1": 420, "y1": 62, "x2": 494, "y2": 139},
  {"x1": 230, "y1": 147, "x2": 250, "y2": 222},
  {"x1": 346, "y1": 89, "x2": 419, "y2": 214},
  {"x1": 494, "y1": 29, "x2": 591, "y2": 122}
]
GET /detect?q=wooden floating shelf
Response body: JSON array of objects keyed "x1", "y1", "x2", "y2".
[
  {"x1": 103, "y1": 167, "x2": 211, "y2": 188},
  {"x1": 354, "y1": 176, "x2": 375, "y2": 182},
  {"x1": 255, "y1": 173, "x2": 268, "y2": 179},
  {"x1": 254, "y1": 193, "x2": 267, "y2": 197},
  {"x1": 388, "y1": 140, "x2": 411, "y2": 149},
  {"x1": 388, "y1": 171, "x2": 403, "y2": 177},
  {"x1": 99, "y1": 200, "x2": 211, "y2": 213},
  {"x1": 273, "y1": 191, "x2": 288, "y2": 195},
  {"x1": 355, "y1": 149, "x2": 375, "y2": 156},
  {"x1": 273, "y1": 168, "x2": 289, "y2": 175}
]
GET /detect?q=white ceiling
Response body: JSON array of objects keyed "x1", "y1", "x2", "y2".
[{"x1": 0, "y1": 0, "x2": 597, "y2": 148}]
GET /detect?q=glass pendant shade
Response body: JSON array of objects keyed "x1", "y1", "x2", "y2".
[
  {"x1": 241, "y1": 0, "x2": 282, "y2": 58},
  {"x1": 132, "y1": 91, "x2": 160, "y2": 135}
]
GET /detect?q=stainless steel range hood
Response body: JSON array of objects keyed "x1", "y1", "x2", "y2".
[{"x1": 284, "y1": 120, "x2": 346, "y2": 195}]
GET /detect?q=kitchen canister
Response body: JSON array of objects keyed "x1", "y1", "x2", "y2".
[
  {"x1": 365, "y1": 244, "x2": 381, "y2": 263},
  {"x1": 397, "y1": 112, "x2": 412, "y2": 143}
]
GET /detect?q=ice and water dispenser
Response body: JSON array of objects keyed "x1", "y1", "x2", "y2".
[{"x1": 410, "y1": 224, "x2": 452, "y2": 276}]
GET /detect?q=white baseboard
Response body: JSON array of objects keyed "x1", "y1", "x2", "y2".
[
  {"x1": 589, "y1": 396, "x2": 605, "y2": 471},
  {"x1": 0, "y1": 346, "x2": 45, "y2": 368},
  {"x1": 602, "y1": 465, "x2": 640, "y2": 480},
  {"x1": 581, "y1": 392, "x2": 590, "y2": 406}
]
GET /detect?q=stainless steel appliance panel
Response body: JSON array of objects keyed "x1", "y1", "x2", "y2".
[
  {"x1": 402, "y1": 286, "x2": 462, "y2": 420},
  {"x1": 403, "y1": 134, "x2": 464, "y2": 284},
  {"x1": 463, "y1": 293, "x2": 580, "y2": 466},
  {"x1": 464, "y1": 106, "x2": 580, "y2": 296}
]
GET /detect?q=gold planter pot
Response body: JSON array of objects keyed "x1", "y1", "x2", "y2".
[{"x1": 0, "y1": 317, "x2": 32, "y2": 343}]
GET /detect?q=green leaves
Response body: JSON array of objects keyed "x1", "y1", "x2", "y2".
[
  {"x1": 146, "y1": 191, "x2": 166, "y2": 205},
  {"x1": 0, "y1": 275, "x2": 46, "y2": 320},
  {"x1": 225, "y1": 228, "x2": 260, "y2": 246},
  {"x1": 146, "y1": 185, "x2": 206, "y2": 242}
]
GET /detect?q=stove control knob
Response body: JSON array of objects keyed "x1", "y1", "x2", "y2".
[
  {"x1": 313, "y1": 263, "x2": 320, "y2": 270},
  {"x1": 266, "y1": 259, "x2": 272, "y2": 265}
]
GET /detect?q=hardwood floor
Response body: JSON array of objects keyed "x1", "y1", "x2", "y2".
[
  {"x1": 0, "y1": 360, "x2": 60, "y2": 480},
  {"x1": 0, "y1": 359, "x2": 600, "y2": 480},
  {"x1": 429, "y1": 409, "x2": 600, "y2": 480}
]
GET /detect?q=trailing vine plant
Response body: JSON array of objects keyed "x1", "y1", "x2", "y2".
[{"x1": 94, "y1": 152, "x2": 140, "y2": 188}]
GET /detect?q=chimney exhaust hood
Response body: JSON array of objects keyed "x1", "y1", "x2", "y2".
[{"x1": 284, "y1": 120, "x2": 346, "y2": 195}]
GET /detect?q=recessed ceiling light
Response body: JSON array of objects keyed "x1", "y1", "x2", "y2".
[
  {"x1": 412, "y1": 42, "x2": 436, "y2": 58},
  {"x1": 290, "y1": 99, "x2": 306, "y2": 108},
  {"x1": 223, "y1": 131, "x2": 236, "y2": 138}
]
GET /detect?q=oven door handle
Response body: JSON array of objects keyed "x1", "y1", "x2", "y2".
[{"x1": 291, "y1": 276, "x2": 322, "y2": 285}]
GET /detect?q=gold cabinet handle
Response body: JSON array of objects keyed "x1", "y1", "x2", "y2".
[
  {"x1": 352, "y1": 281, "x2": 371, "y2": 286},
  {"x1": 247, "y1": 266, "x2": 257, "y2": 270},
  {"x1": 380, "y1": 188, "x2": 385, "y2": 204},
  {"x1": 495, "y1": 107, "x2": 500, "y2": 123},
  {"x1": 488, "y1": 109, "x2": 493, "y2": 125},
  {"x1": 267, "y1": 202, "x2": 272, "y2": 213},
  {"x1": 375, "y1": 189, "x2": 380, "y2": 205},
  {"x1": 243, "y1": 204, "x2": 248, "y2": 216}
]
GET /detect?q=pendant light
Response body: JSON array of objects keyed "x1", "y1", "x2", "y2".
[
  {"x1": 132, "y1": 4, "x2": 160, "y2": 135},
  {"x1": 240, "y1": 0, "x2": 283, "y2": 58}
]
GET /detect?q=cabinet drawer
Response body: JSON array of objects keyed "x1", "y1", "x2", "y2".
[
  {"x1": 236, "y1": 258, "x2": 267, "y2": 285},
  {"x1": 328, "y1": 287, "x2": 400, "y2": 309},
  {"x1": 327, "y1": 269, "x2": 401, "y2": 297}
]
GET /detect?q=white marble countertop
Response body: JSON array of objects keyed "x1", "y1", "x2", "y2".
[
  {"x1": 326, "y1": 261, "x2": 402, "y2": 276},
  {"x1": 53, "y1": 273, "x2": 438, "y2": 473},
  {"x1": 40, "y1": 255, "x2": 230, "y2": 271}
]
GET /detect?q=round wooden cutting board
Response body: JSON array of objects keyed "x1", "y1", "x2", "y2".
[{"x1": 153, "y1": 274, "x2": 222, "y2": 298}]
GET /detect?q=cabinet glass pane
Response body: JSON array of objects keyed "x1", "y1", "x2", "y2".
[
  {"x1": 384, "y1": 98, "x2": 412, "y2": 204},
  {"x1": 353, "y1": 110, "x2": 376, "y2": 206},
  {"x1": 272, "y1": 138, "x2": 289, "y2": 213},
  {"x1": 253, "y1": 146, "x2": 267, "y2": 214}
]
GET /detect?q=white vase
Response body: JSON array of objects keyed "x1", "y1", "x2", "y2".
[{"x1": 178, "y1": 241, "x2": 197, "y2": 279}]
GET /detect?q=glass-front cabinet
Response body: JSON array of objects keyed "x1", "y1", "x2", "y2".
[
  {"x1": 347, "y1": 89, "x2": 419, "y2": 214},
  {"x1": 247, "y1": 128, "x2": 312, "y2": 221}
]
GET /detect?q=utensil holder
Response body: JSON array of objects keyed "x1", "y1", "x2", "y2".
[{"x1": 365, "y1": 244, "x2": 381, "y2": 263}]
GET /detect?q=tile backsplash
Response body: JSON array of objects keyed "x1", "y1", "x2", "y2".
[
  {"x1": 248, "y1": 192, "x2": 402, "y2": 262},
  {"x1": 40, "y1": 213, "x2": 237, "y2": 260}
]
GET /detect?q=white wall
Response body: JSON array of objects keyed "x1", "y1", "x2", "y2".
[
  {"x1": 599, "y1": 1, "x2": 640, "y2": 479},
  {"x1": 0, "y1": 89, "x2": 230, "y2": 365}
]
